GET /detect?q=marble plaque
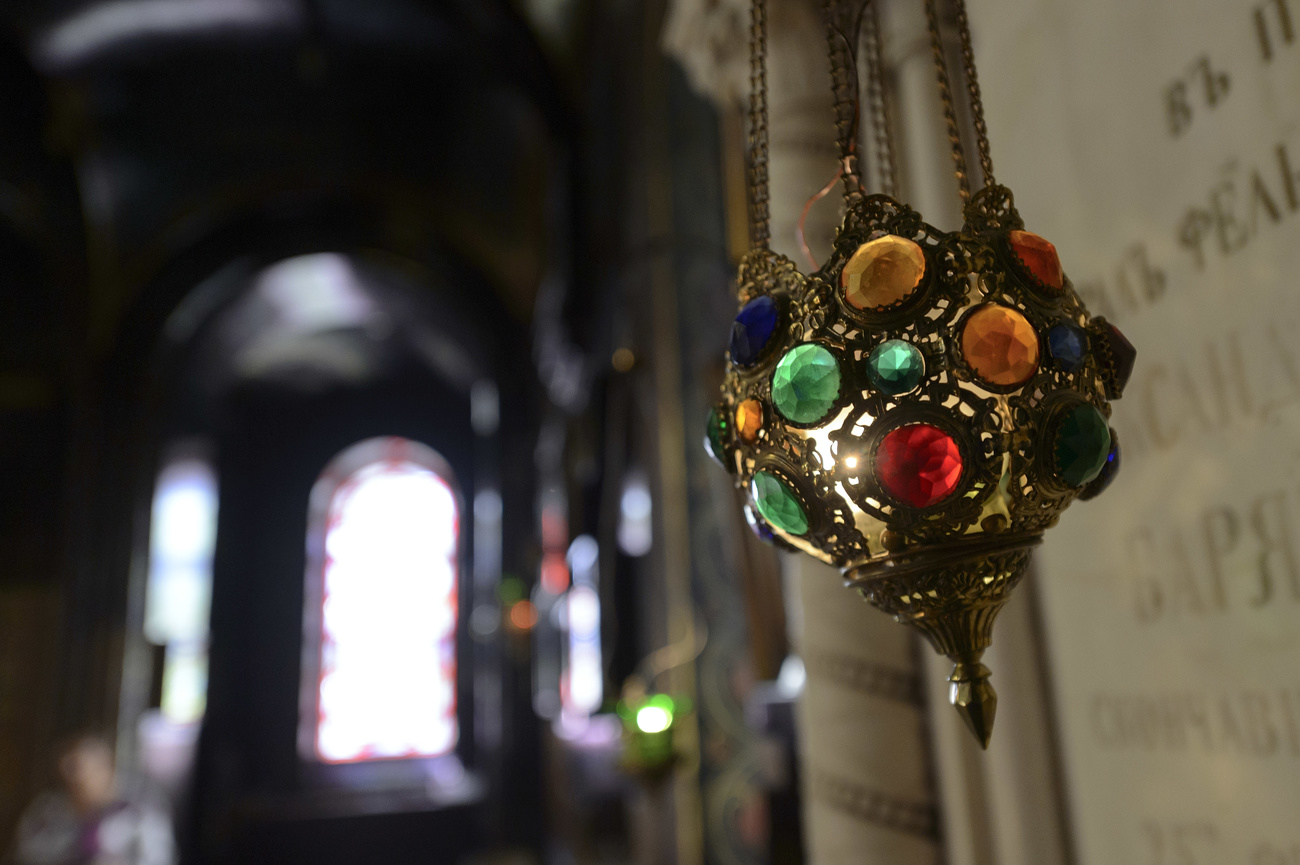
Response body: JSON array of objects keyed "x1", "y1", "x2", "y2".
[{"x1": 976, "y1": 1, "x2": 1300, "y2": 862}]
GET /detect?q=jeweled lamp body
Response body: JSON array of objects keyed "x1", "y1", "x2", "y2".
[{"x1": 708, "y1": 187, "x2": 1135, "y2": 746}]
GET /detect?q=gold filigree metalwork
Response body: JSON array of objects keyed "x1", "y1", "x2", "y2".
[
  {"x1": 716, "y1": 0, "x2": 1135, "y2": 747},
  {"x1": 713, "y1": 188, "x2": 1132, "y2": 746}
]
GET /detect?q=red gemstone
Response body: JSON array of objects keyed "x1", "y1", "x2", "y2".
[
  {"x1": 876, "y1": 424, "x2": 963, "y2": 508},
  {"x1": 1099, "y1": 322, "x2": 1136, "y2": 398},
  {"x1": 1009, "y1": 230, "x2": 1064, "y2": 292}
]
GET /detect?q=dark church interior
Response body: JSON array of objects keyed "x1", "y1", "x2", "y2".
[
  {"x1": 0, "y1": 2, "x2": 789, "y2": 863},
  {"x1": 2, "y1": 0, "x2": 1287, "y2": 863}
]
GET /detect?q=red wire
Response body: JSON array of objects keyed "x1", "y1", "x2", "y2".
[{"x1": 797, "y1": 165, "x2": 844, "y2": 271}]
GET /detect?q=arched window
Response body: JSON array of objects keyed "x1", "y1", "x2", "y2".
[
  {"x1": 301, "y1": 437, "x2": 460, "y2": 764},
  {"x1": 145, "y1": 450, "x2": 218, "y2": 725}
]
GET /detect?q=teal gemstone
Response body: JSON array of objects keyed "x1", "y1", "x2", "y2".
[
  {"x1": 704, "y1": 406, "x2": 727, "y2": 467},
  {"x1": 866, "y1": 339, "x2": 924, "y2": 395},
  {"x1": 772, "y1": 344, "x2": 840, "y2": 423},
  {"x1": 1055, "y1": 404, "x2": 1111, "y2": 486},
  {"x1": 750, "y1": 471, "x2": 809, "y2": 535}
]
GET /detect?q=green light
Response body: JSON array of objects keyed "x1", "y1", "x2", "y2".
[
  {"x1": 498, "y1": 575, "x2": 526, "y2": 604},
  {"x1": 636, "y1": 706, "x2": 671, "y2": 733},
  {"x1": 633, "y1": 694, "x2": 676, "y2": 733},
  {"x1": 618, "y1": 693, "x2": 679, "y2": 732}
]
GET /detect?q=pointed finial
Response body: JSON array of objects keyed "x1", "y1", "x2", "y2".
[{"x1": 949, "y1": 657, "x2": 997, "y2": 748}]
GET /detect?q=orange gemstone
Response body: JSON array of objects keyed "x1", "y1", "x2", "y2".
[
  {"x1": 735, "y1": 399, "x2": 763, "y2": 442},
  {"x1": 841, "y1": 235, "x2": 926, "y2": 310},
  {"x1": 962, "y1": 304, "x2": 1040, "y2": 386},
  {"x1": 1008, "y1": 230, "x2": 1063, "y2": 291}
]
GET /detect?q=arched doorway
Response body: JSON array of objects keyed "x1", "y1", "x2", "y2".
[{"x1": 96, "y1": 244, "x2": 539, "y2": 864}]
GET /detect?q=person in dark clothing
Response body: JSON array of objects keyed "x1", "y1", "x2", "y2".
[{"x1": 12, "y1": 735, "x2": 173, "y2": 865}]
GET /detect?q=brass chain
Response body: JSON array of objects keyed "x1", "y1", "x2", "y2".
[
  {"x1": 824, "y1": 0, "x2": 862, "y2": 202},
  {"x1": 751, "y1": 0, "x2": 993, "y2": 234},
  {"x1": 748, "y1": 0, "x2": 771, "y2": 250},
  {"x1": 925, "y1": 0, "x2": 971, "y2": 202},
  {"x1": 862, "y1": 1, "x2": 897, "y2": 197},
  {"x1": 824, "y1": 0, "x2": 896, "y2": 200},
  {"x1": 951, "y1": 0, "x2": 995, "y2": 188}
]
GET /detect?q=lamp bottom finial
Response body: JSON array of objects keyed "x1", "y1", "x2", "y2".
[
  {"x1": 846, "y1": 536, "x2": 1039, "y2": 747},
  {"x1": 949, "y1": 656, "x2": 997, "y2": 749}
]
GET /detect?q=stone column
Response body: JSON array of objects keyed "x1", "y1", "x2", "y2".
[
  {"x1": 765, "y1": 3, "x2": 942, "y2": 863},
  {"x1": 790, "y1": 556, "x2": 942, "y2": 865},
  {"x1": 664, "y1": 1, "x2": 944, "y2": 862}
]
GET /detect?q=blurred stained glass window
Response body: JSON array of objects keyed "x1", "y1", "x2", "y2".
[{"x1": 306, "y1": 437, "x2": 460, "y2": 764}]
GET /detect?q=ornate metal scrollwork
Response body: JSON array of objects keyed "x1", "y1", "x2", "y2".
[{"x1": 708, "y1": 188, "x2": 1135, "y2": 745}]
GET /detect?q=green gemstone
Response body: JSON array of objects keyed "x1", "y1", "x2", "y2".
[
  {"x1": 704, "y1": 407, "x2": 728, "y2": 466},
  {"x1": 772, "y1": 344, "x2": 840, "y2": 423},
  {"x1": 866, "y1": 339, "x2": 924, "y2": 395},
  {"x1": 1055, "y1": 404, "x2": 1112, "y2": 487},
  {"x1": 750, "y1": 471, "x2": 809, "y2": 535}
]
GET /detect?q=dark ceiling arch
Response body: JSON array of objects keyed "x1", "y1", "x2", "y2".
[
  {"x1": 21, "y1": 0, "x2": 577, "y2": 142},
  {"x1": 108, "y1": 190, "x2": 531, "y2": 393}
]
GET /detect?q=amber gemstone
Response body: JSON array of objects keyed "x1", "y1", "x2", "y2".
[
  {"x1": 1008, "y1": 230, "x2": 1064, "y2": 292},
  {"x1": 962, "y1": 304, "x2": 1040, "y2": 386},
  {"x1": 735, "y1": 399, "x2": 763, "y2": 442},
  {"x1": 841, "y1": 235, "x2": 926, "y2": 311},
  {"x1": 875, "y1": 424, "x2": 963, "y2": 508}
]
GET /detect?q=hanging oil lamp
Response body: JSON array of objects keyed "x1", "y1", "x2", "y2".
[{"x1": 705, "y1": 0, "x2": 1134, "y2": 747}]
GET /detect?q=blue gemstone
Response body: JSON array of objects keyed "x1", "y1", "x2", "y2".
[
  {"x1": 729, "y1": 296, "x2": 779, "y2": 367},
  {"x1": 1048, "y1": 322, "x2": 1087, "y2": 372},
  {"x1": 1079, "y1": 430, "x2": 1121, "y2": 501}
]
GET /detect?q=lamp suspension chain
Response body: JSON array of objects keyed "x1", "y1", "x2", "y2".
[
  {"x1": 748, "y1": 0, "x2": 772, "y2": 251},
  {"x1": 925, "y1": 0, "x2": 998, "y2": 198},
  {"x1": 824, "y1": 0, "x2": 863, "y2": 202},
  {"x1": 952, "y1": 0, "x2": 995, "y2": 188},
  {"x1": 862, "y1": 1, "x2": 897, "y2": 198},
  {"x1": 822, "y1": 1, "x2": 898, "y2": 200},
  {"x1": 925, "y1": 0, "x2": 972, "y2": 202},
  {"x1": 714, "y1": 0, "x2": 1137, "y2": 750}
]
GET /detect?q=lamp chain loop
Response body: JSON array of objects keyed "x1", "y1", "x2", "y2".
[
  {"x1": 824, "y1": 1, "x2": 896, "y2": 201},
  {"x1": 952, "y1": 0, "x2": 995, "y2": 188},
  {"x1": 824, "y1": 0, "x2": 863, "y2": 204},
  {"x1": 862, "y1": 2, "x2": 897, "y2": 197},
  {"x1": 753, "y1": 0, "x2": 995, "y2": 234},
  {"x1": 925, "y1": 0, "x2": 972, "y2": 202},
  {"x1": 748, "y1": 0, "x2": 771, "y2": 250}
]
